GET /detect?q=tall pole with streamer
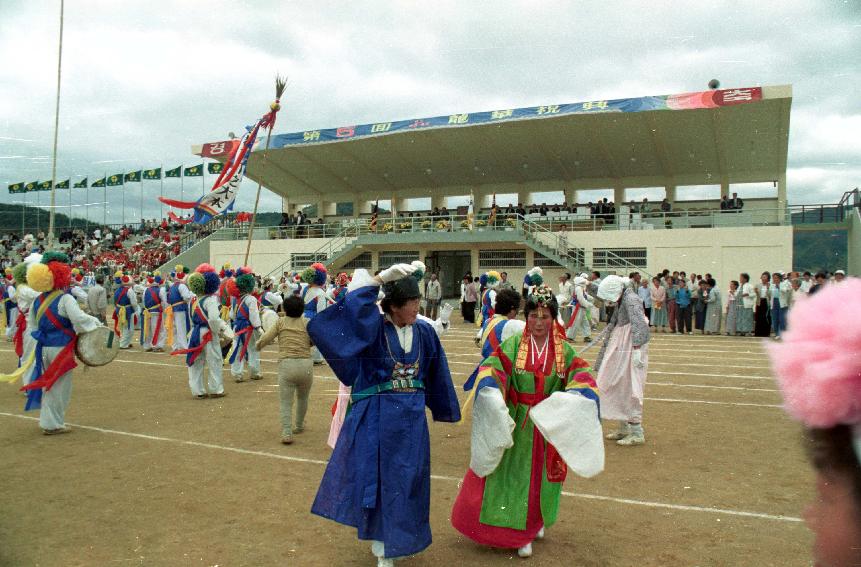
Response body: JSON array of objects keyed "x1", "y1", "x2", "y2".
[
  {"x1": 47, "y1": 0, "x2": 64, "y2": 248},
  {"x1": 243, "y1": 75, "x2": 286, "y2": 266}
]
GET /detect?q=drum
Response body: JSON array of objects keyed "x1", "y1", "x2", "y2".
[
  {"x1": 261, "y1": 308, "x2": 279, "y2": 333},
  {"x1": 75, "y1": 326, "x2": 119, "y2": 367},
  {"x1": 219, "y1": 327, "x2": 235, "y2": 359}
]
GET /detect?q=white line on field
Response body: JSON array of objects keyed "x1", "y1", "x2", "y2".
[
  {"x1": 650, "y1": 370, "x2": 771, "y2": 380},
  {"x1": 648, "y1": 382, "x2": 778, "y2": 393},
  {"x1": 0, "y1": 411, "x2": 801, "y2": 524},
  {"x1": 645, "y1": 397, "x2": 782, "y2": 409},
  {"x1": 648, "y1": 362, "x2": 771, "y2": 371}
]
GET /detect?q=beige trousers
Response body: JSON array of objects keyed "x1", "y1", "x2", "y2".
[{"x1": 278, "y1": 358, "x2": 313, "y2": 436}]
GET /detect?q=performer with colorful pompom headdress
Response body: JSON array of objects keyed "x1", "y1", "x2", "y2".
[
  {"x1": 217, "y1": 263, "x2": 238, "y2": 322},
  {"x1": 68, "y1": 268, "x2": 88, "y2": 308},
  {"x1": 141, "y1": 270, "x2": 168, "y2": 352},
  {"x1": 112, "y1": 270, "x2": 138, "y2": 349},
  {"x1": 305, "y1": 261, "x2": 461, "y2": 564},
  {"x1": 165, "y1": 264, "x2": 194, "y2": 351},
  {"x1": 171, "y1": 263, "x2": 233, "y2": 398},
  {"x1": 16, "y1": 251, "x2": 102, "y2": 434},
  {"x1": 229, "y1": 269, "x2": 263, "y2": 382},
  {"x1": 478, "y1": 270, "x2": 501, "y2": 328},
  {"x1": 301, "y1": 262, "x2": 329, "y2": 364}
]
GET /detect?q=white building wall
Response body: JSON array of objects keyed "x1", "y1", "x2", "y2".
[{"x1": 210, "y1": 225, "x2": 793, "y2": 291}]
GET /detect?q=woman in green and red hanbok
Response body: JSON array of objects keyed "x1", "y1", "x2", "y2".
[{"x1": 451, "y1": 284, "x2": 605, "y2": 558}]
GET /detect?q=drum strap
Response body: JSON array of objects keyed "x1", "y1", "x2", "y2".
[{"x1": 20, "y1": 291, "x2": 78, "y2": 408}]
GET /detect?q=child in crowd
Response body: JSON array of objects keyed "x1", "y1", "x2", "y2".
[
  {"x1": 769, "y1": 278, "x2": 861, "y2": 567},
  {"x1": 725, "y1": 280, "x2": 738, "y2": 336}
]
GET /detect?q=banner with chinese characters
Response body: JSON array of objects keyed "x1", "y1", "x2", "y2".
[{"x1": 267, "y1": 87, "x2": 763, "y2": 149}]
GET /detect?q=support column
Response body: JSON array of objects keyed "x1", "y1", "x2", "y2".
[
  {"x1": 720, "y1": 180, "x2": 730, "y2": 199},
  {"x1": 431, "y1": 194, "x2": 446, "y2": 210},
  {"x1": 777, "y1": 173, "x2": 787, "y2": 220},
  {"x1": 517, "y1": 186, "x2": 530, "y2": 208},
  {"x1": 613, "y1": 184, "x2": 626, "y2": 206},
  {"x1": 665, "y1": 184, "x2": 677, "y2": 205},
  {"x1": 352, "y1": 198, "x2": 364, "y2": 217},
  {"x1": 564, "y1": 188, "x2": 577, "y2": 207}
]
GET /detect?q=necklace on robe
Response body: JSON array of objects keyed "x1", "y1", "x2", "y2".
[{"x1": 529, "y1": 334, "x2": 549, "y2": 369}]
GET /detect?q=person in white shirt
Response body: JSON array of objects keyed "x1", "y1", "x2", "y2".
[
  {"x1": 736, "y1": 273, "x2": 755, "y2": 336},
  {"x1": 566, "y1": 276, "x2": 595, "y2": 342},
  {"x1": 424, "y1": 273, "x2": 442, "y2": 320},
  {"x1": 768, "y1": 272, "x2": 792, "y2": 339},
  {"x1": 799, "y1": 271, "x2": 813, "y2": 293},
  {"x1": 557, "y1": 272, "x2": 574, "y2": 329},
  {"x1": 3, "y1": 271, "x2": 18, "y2": 341}
]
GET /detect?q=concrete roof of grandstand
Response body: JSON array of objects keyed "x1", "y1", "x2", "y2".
[{"x1": 195, "y1": 84, "x2": 792, "y2": 204}]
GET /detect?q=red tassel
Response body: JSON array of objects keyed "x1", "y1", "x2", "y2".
[{"x1": 159, "y1": 196, "x2": 197, "y2": 209}]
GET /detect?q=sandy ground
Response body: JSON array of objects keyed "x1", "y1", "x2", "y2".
[{"x1": 0, "y1": 319, "x2": 813, "y2": 567}]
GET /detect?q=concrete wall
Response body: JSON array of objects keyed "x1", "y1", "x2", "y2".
[
  {"x1": 849, "y1": 209, "x2": 861, "y2": 276},
  {"x1": 210, "y1": 224, "x2": 793, "y2": 294}
]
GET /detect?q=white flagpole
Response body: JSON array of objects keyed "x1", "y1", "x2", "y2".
[
  {"x1": 68, "y1": 180, "x2": 72, "y2": 228},
  {"x1": 121, "y1": 178, "x2": 126, "y2": 227},
  {"x1": 85, "y1": 181, "x2": 89, "y2": 231},
  {"x1": 47, "y1": 0, "x2": 64, "y2": 248},
  {"x1": 102, "y1": 172, "x2": 106, "y2": 226},
  {"x1": 180, "y1": 167, "x2": 184, "y2": 204},
  {"x1": 140, "y1": 175, "x2": 144, "y2": 226}
]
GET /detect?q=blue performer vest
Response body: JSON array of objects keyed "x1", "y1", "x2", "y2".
[
  {"x1": 303, "y1": 286, "x2": 321, "y2": 320},
  {"x1": 144, "y1": 286, "x2": 162, "y2": 311},
  {"x1": 167, "y1": 283, "x2": 188, "y2": 312},
  {"x1": 114, "y1": 286, "x2": 134, "y2": 328},
  {"x1": 26, "y1": 291, "x2": 74, "y2": 411}
]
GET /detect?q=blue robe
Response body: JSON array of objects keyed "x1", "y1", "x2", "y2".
[{"x1": 307, "y1": 284, "x2": 461, "y2": 559}]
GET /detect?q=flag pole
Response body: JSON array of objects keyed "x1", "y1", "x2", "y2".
[
  {"x1": 121, "y1": 178, "x2": 126, "y2": 227},
  {"x1": 85, "y1": 181, "x2": 89, "y2": 233},
  {"x1": 243, "y1": 74, "x2": 286, "y2": 266},
  {"x1": 102, "y1": 171, "x2": 106, "y2": 227},
  {"x1": 68, "y1": 179, "x2": 72, "y2": 228},
  {"x1": 47, "y1": 0, "x2": 64, "y2": 248},
  {"x1": 140, "y1": 175, "x2": 144, "y2": 227}
]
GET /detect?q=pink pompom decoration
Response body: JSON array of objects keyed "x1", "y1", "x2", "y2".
[
  {"x1": 768, "y1": 279, "x2": 861, "y2": 428},
  {"x1": 196, "y1": 263, "x2": 216, "y2": 274}
]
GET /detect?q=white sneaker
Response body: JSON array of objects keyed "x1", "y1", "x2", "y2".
[
  {"x1": 536, "y1": 526, "x2": 545, "y2": 540},
  {"x1": 617, "y1": 425, "x2": 645, "y2": 446},
  {"x1": 605, "y1": 422, "x2": 631, "y2": 440},
  {"x1": 517, "y1": 543, "x2": 533, "y2": 558},
  {"x1": 377, "y1": 558, "x2": 395, "y2": 567}
]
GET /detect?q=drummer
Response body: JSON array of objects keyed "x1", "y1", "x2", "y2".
[
  {"x1": 69, "y1": 269, "x2": 89, "y2": 310},
  {"x1": 19, "y1": 252, "x2": 102, "y2": 435},
  {"x1": 141, "y1": 271, "x2": 168, "y2": 352}
]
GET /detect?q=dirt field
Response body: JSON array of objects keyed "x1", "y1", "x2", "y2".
[{"x1": 0, "y1": 319, "x2": 813, "y2": 567}]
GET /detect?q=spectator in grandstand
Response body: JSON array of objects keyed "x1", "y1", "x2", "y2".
[
  {"x1": 834, "y1": 269, "x2": 846, "y2": 283},
  {"x1": 730, "y1": 192, "x2": 744, "y2": 210},
  {"x1": 720, "y1": 195, "x2": 731, "y2": 212},
  {"x1": 660, "y1": 198, "x2": 672, "y2": 213},
  {"x1": 737, "y1": 273, "x2": 755, "y2": 336},
  {"x1": 640, "y1": 198, "x2": 651, "y2": 217}
]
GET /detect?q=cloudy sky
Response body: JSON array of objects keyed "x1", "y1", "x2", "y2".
[{"x1": 0, "y1": 0, "x2": 858, "y2": 226}]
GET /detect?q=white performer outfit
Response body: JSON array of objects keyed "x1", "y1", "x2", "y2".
[
  {"x1": 594, "y1": 275, "x2": 651, "y2": 445},
  {"x1": 566, "y1": 276, "x2": 594, "y2": 341},
  {"x1": 167, "y1": 277, "x2": 194, "y2": 351},
  {"x1": 15, "y1": 283, "x2": 39, "y2": 387},
  {"x1": 113, "y1": 280, "x2": 138, "y2": 349},
  {"x1": 230, "y1": 293, "x2": 263, "y2": 381},
  {"x1": 303, "y1": 285, "x2": 329, "y2": 364}
]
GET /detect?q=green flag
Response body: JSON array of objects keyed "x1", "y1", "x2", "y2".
[
  {"x1": 143, "y1": 168, "x2": 161, "y2": 180},
  {"x1": 55, "y1": 179, "x2": 70, "y2": 189},
  {"x1": 183, "y1": 164, "x2": 203, "y2": 177},
  {"x1": 74, "y1": 178, "x2": 88, "y2": 188},
  {"x1": 207, "y1": 162, "x2": 224, "y2": 175},
  {"x1": 165, "y1": 165, "x2": 181, "y2": 178},
  {"x1": 38, "y1": 180, "x2": 53, "y2": 191},
  {"x1": 106, "y1": 173, "x2": 124, "y2": 187},
  {"x1": 25, "y1": 181, "x2": 38, "y2": 192},
  {"x1": 124, "y1": 170, "x2": 142, "y2": 183},
  {"x1": 8, "y1": 182, "x2": 24, "y2": 193},
  {"x1": 92, "y1": 177, "x2": 106, "y2": 188}
]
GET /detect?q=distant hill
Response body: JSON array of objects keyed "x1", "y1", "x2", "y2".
[
  {"x1": 793, "y1": 229, "x2": 848, "y2": 273},
  {"x1": 0, "y1": 202, "x2": 89, "y2": 234}
]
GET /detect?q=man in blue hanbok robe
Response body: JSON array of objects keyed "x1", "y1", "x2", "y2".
[{"x1": 307, "y1": 263, "x2": 461, "y2": 567}]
